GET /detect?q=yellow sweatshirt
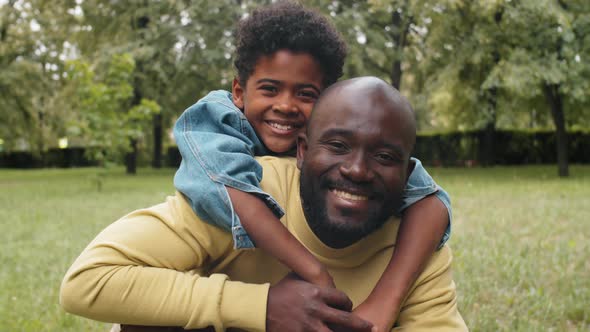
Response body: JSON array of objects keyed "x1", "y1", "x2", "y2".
[{"x1": 60, "y1": 156, "x2": 467, "y2": 331}]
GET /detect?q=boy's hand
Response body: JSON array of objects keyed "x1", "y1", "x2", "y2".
[{"x1": 352, "y1": 299, "x2": 399, "y2": 332}]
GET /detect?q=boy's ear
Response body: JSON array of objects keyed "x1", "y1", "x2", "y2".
[
  {"x1": 232, "y1": 77, "x2": 245, "y2": 109},
  {"x1": 296, "y1": 134, "x2": 308, "y2": 170}
]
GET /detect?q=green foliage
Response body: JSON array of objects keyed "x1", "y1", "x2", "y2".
[
  {"x1": 62, "y1": 54, "x2": 160, "y2": 165},
  {"x1": 415, "y1": 0, "x2": 590, "y2": 131},
  {"x1": 1, "y1": 0, "x2": 589, "y2": 172}
]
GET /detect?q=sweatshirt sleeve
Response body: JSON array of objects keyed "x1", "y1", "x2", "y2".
[
  {"x1": 393, "y1": 246, "x2": 468, "y2": 331},
  {"x1": 59, "y1": 193, "x2": 269, "y2": 332}
]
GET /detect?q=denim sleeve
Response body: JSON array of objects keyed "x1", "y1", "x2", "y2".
[
  {"x1": 173, "y1": 90, "x2": 284, "y2": 249},
  {"x1": 400, "y1": 157, "x2": 452, "y2": 249}
]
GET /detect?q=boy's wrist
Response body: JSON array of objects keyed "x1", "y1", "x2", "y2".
[
  {"x1": 303, "y1": 263, "x2": 334, "y2": 288},
  {"x1": 365, "y1": 290, "x2": 404, "y2": 309}
]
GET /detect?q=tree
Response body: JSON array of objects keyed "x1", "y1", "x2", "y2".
[
  {"x1": 71, "y1": 0, "x2": 248, "y2": 172},
  {"x1": 486, "y1": 0, "x2": 590, "y2": 176},
  {"x1": 0, "y1": 0, "x2": 76, "y2": 153},
  {"x1": 61, "y1": 54, "x2": 160, "y2": 169}
]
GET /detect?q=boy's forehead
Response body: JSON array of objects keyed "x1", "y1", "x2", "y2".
[{"x1": 247, "y1": 50, "x2": 324, "y2": 88}]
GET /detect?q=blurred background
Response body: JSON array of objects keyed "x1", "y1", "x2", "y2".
[
  {"x1": 0, "y1": 0, "x2": 588, "y2": 331},
  {"x1": 1, "y1": 0, "x2": 588, "y2": 174}
]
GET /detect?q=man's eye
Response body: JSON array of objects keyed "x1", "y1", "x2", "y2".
[
  {"x1": 326, "y1": 141, "x2": 348, "y2": 152},
  {"x1": 375, "y1": 153, "x2": 398, "y2": 163}
]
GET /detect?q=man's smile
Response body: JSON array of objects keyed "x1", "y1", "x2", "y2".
[
  {"x1": 324, "y1": 181, "x2": 379, "y2": 213},
  {"x1": 330, "y1": 189, "x2": 369, "y2": 201}
]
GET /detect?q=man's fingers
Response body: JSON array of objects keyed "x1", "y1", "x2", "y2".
[
  {"x1": 319, "y1": 306, "x2": 373, "y2": 332},
  {"x1": 320, "y1": 287, "x2": 354, "y2": 312}
]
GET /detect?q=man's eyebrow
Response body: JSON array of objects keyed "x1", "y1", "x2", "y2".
[
  {"x1": 319, "y1": 128, "x2": 406, "y2": 154},
  {"x1": 381, "y1": 142, "x2": 405, "y2": 156},
  {"x1": 318, "y1": 128, "x2": 354, "y2": 140},
  {"x1": 256, "y1": 78, "x2": 320, "y2": 94}
]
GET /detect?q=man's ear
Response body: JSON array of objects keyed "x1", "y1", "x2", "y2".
[
  {"x1": 296, "y1": 134, "x2": 308, "y2": 170},
  {"x1": 232, "y1": 77, "x2": 244, "y2": 109}
]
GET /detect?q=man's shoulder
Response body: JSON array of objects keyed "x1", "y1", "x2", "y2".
[
  {"x1": 256, "y1": 156, "x2": 300, "y2": 205},
  {"x1": 257, "y1": 155, "x2": 297, "y2": 169},
  {"x1": 257, "y1": 156, "x2": 299, "y2": 182}
]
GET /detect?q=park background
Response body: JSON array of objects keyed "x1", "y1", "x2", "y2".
[{"x1": 0, "y1": 0, "x2": 588, "y2": 331}]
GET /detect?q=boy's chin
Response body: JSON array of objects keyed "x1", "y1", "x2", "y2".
[{"x1": 264, "y1": 142, "x2": 297, "y2": 156}]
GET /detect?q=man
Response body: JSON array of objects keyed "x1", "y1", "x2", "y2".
[{"x1": 60, "y1": 77, "x2": 467, "y2": 331}]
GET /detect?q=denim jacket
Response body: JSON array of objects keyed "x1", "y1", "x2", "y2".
[{"x1": 174, "y1": 90, "x2": 451, "y2": 249}]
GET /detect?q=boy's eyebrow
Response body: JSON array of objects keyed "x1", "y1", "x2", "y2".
[{"x1": 256, "y1": 78, "x2": 321, "y2": 94}]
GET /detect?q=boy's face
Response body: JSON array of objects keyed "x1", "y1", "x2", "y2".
[{"x1": 232, "y1": 49, "x2": 324, "y2": 153}]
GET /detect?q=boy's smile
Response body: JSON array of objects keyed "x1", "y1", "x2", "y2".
[{"x1": 232, "y1": 49, "x2": 324, "y2": 153}]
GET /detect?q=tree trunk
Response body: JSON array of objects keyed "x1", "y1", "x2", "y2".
[
  {"x1": 152, "y1": 113, "x2": 163, "y2": 168},
  {"x1": 544, "y1": 83, "x2": 569, "y2": 177},
  {"x1": 124, "y1": 13, "x2": 149, "y2": 174},
  {"x1": 479, "y1": 8, "x2": 503, "y2": 167},
  {"x1": 389, "y1": 1, "x2": 410, "y2": 90},
  {"x1": 480, "y1": 120, "x2": 496, "y2": 167},
  {"x1": 125, "y1": 139, "x2": 138, "y2": 175}
]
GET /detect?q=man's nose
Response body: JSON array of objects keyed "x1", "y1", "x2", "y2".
[{"x1": 339, "y1": 152, "x2": 375, "y2": 183}]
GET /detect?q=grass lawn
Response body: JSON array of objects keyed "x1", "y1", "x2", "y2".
[{"x1": 1, "y1": 165, "x2": 589, "y2": 331}]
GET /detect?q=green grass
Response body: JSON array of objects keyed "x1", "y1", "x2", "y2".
[{"x1": 1, "y1": 165, "x2": 589, "y2": 331}]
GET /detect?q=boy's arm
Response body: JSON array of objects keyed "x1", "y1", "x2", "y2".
[
  {"x1": 226, "y1": 187, "x2": 334, "y2": 288},
  {"x1": 354, "y1": 159, "x2": 451, "y2": 331},
  {"x1": 354, "y1": 196, "x2": 449, "y2": 331},
  {"x1": 393, "y1": 246, "x2": 467, "y2": 331}
]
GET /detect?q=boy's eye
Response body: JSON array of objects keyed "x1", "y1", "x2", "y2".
[
  {"x1": 298, "y1": 90, "x2": 318, "y2": 100},
  {"x1": 260, "y1": 85, "x2": 278, "y2": 93}
]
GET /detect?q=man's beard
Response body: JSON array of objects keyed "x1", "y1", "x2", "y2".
[{"x1": 299, "y1": 168, "x2": 399, "y2": 248}]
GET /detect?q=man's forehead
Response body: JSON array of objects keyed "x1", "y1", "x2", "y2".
[{"x1": 308, "y1": 76, "x2": 416, "y2": 150}]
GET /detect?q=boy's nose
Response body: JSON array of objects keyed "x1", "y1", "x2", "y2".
[{"x1": 274, "y1": 95, "x2": 299, "y2": 116}]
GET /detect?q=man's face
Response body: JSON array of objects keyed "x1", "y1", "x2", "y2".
[
  {"x1": 232, "y1": 49, "x2": 324, "y2": 154},
  {"x1": 297, "y1": 84, "x2": 414, "y2": 248}
]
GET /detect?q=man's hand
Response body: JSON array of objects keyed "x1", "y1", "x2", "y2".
[{"x1": 266, "y1": 273, "x2": 373, "y2": 332}]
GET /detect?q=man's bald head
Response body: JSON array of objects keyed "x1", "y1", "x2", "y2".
[{"x1": 308, "y1": 76, "x2": 416, "y2": 154}]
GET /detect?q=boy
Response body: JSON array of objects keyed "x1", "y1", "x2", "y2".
[{"x1": 174, "y1": 2, "x2": 450, "y2": 330}]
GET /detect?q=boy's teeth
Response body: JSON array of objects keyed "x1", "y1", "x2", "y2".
[
  {"x1": 332, "y1": 189, "x2": 368, "y2": 201},
  {"x1": 269, "y1": 122, "x2": 293, "y2": 131}
]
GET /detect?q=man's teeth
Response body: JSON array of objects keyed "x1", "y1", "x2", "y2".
[
  {"x1": 269, "y1": 122, "x2": 294, "y2": 131},
  {"x1": 332, "y1": 189, "x2": 368, "y2": 201}
]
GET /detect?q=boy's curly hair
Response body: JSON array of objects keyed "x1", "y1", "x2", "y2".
[{"x1": 234, "y1": 1, "x2": 347, "y2": 87}]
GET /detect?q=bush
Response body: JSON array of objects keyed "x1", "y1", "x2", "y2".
[{"x1": 413, "y1": 129, "x2": 589, "y2": 166}]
